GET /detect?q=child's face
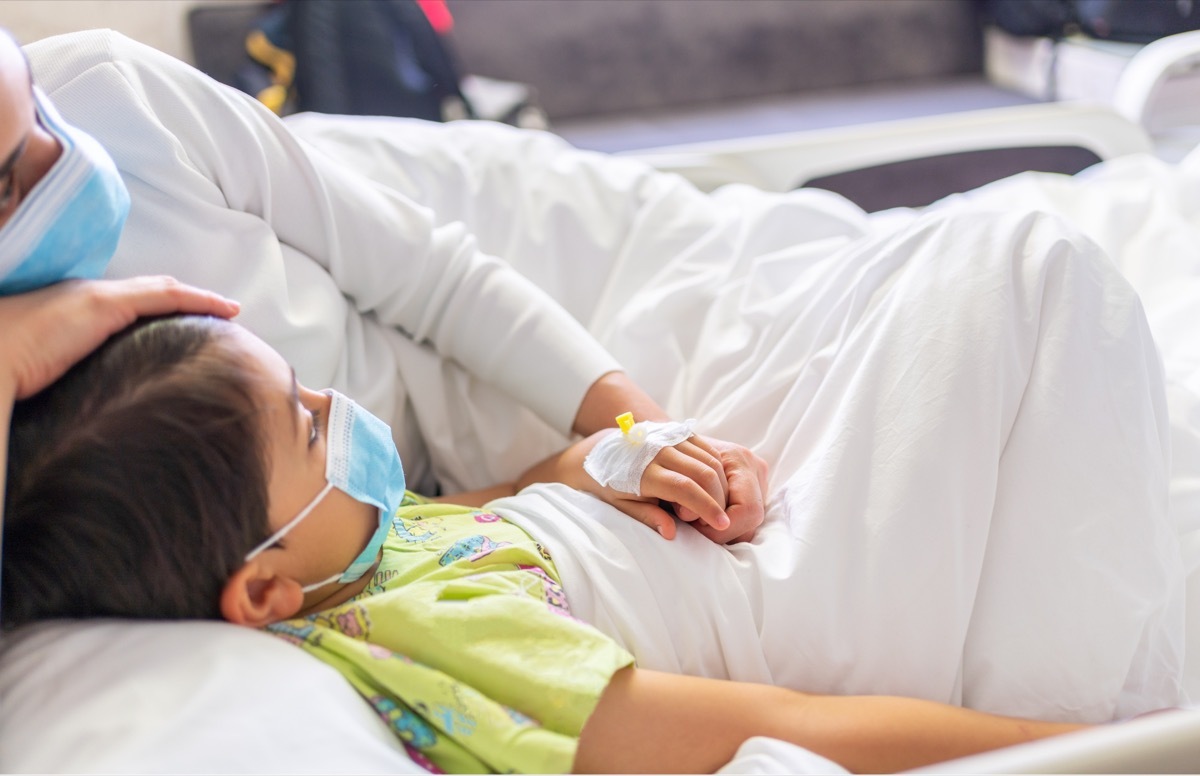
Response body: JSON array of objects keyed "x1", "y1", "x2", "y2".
[{"x1": 223, "y1": 325, "x2": 383, "y2": 615}]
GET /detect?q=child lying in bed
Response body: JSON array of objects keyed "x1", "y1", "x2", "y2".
[{"x1": 2, "y1": 305, "x2": 1096, "y2": 775}]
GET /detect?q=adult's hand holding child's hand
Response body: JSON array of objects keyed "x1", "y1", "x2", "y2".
[
  {"x1": 679, "y1": 435, "x2": 768, "y2": 544},
  {"x1": 0, "y1": 277, "x2": 240, "y2": 400},
  {"x1": 520, "y1": 429, "x2": 767, "y2": 544}
]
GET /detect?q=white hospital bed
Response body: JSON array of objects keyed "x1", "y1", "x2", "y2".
[{"x1": 3, "y1": 63, "x2": 1200, "y2": 776}]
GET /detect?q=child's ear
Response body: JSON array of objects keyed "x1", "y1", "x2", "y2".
[{"x1": 220, "y1": 561, "x2": 304, "y2": 627}]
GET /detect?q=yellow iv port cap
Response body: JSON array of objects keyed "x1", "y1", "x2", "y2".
[{"x1": 616, "y1": 412, "x2": 635, "y2": 435}]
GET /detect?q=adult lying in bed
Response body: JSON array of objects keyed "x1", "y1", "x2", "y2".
[
  {"x1": 0, "y1": 285, "x2": 1113, "y2": 773},
  {"x1": 0, "y1": 26, "x2": 764, "y2": 545}
]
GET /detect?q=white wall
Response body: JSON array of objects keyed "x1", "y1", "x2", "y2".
[{"x1": 0, "y1": 0, "x2": 222, "y2": 62}]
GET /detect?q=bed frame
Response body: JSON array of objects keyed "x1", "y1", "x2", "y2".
[
  {"x1": 914, "y1": 707, "x2": 1200, "y2": 774},
  {"x1": 626, "y1": 101, "x2": 1152, "y2": 210},
  {"x1": 628, "y1": 30, "x2": 1200, "y2": 210}
]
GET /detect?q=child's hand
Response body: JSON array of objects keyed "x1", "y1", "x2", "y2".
[
  {"x1": 0, "y1": 276, "x2": 240, "y2": 401},
  {"x1": 609, "y1": 433, "x2": 730, "y2": 540},
  {"x1": 524, "y1": 430, "x2": 766, "y2": 543},
  {"x1": 567, "y1": 374, "x2": 767, "y2": 543}
]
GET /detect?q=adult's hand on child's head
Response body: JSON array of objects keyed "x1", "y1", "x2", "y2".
[{"x1": 0, "y1": 276, "x2": 239, "y2": 400}]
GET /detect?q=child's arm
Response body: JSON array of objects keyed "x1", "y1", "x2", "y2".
[
  {"x1": 575, "y1": 667, "x2": 1089, "y2": 774},
  {"x1": 512, "y1": 429, "x2": 739, "y2": 541},
  {"x1": 572, "y1": 372, "x2": 767, "y2": 544},
  {"x1": 430, "y1": 430, "x2": 728, "y2": 537},
  {"x1": 430, "y1": 483, "x2": 516, "y2": 507},
  {"x1": 436, "y1": 421, "x2": 763, "y2": 544}
]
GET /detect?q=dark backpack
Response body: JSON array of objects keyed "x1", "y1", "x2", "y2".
[
  {"x1": 237, "y1": 0, "x2": 471, "y2": 121},
  {"x1": 983, "y1": 0, "x2": 1200, "y2": 43},
  {"x1": 1073, "y1": 0, "x2": 1200, "y2": 43}
]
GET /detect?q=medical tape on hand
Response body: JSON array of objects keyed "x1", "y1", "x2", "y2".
[{"x1": 583, "y1": 418, "x2": 697, "y2": 496}]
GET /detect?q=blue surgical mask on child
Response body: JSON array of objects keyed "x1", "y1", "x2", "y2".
[
  {"x1": 0, "y1": 87, "x2": 131, "y2": 296},
  {"x1": 244, "y1": 390, "x2": 406, "y2": 593}
]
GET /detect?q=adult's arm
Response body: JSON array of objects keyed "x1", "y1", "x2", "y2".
[
  {"x1": 25, "y1": 30, "x2": 617, "y2": 438},
  {"x1": 26, "y1": 32, "x2": 765, "y2": 540}
]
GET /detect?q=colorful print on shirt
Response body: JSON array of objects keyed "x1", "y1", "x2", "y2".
[{"x1": 266, "y1": 492, "x2": 633, "y2": 774}]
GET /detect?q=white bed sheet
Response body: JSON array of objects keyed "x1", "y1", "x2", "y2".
[
  {"x1": 490, "y1": 202, "x2": 1184, "y2": 722},
  {"x1": 2, "y1": 121, "x2": 1198, "y2": 773}
]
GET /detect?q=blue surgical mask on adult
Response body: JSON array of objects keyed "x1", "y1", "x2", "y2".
[
  {"x1": 244, "y1": 390, "x2": 407, "y2": 592},
  {"x1": 0, "y1": 87, "x2": 131, "y2": 296}
]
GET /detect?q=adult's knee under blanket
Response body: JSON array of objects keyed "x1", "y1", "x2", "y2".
[{"x1": 491, "y1": 208, "x2": 1184, "y2": 725}]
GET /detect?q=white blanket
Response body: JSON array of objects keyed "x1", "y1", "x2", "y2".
[
  {"x1": 289, "y1": 117, "x2": 1195, "y2": 722},
  {"x1": 490, "y1": 206, "x2": 1185, "y2": 723}
]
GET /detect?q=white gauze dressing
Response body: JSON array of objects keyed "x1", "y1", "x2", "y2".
[{"x1": 582, "y1": 419, "x2": 697, "y2": 495}]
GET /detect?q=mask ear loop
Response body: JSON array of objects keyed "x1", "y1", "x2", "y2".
[
  {"x1": 244, "y1": 481, "x2": 335, "y2": 561},
  {"x1": 299, "y1": 571, "x2": 344, "y2": 594}
]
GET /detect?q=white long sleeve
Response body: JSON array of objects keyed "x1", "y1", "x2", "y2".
[{"x1": 23, "y1": 30, "x2": 619, "y2": 449}]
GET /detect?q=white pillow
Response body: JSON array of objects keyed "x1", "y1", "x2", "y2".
[{"x1": 0, "y1": 620, "x2": 424, "y2": 774}]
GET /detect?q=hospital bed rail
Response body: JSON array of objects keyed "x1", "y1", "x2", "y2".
[
  {"x1": 1112, "y1": 29, "x2": 1200, "y2": 132},
  {"x1": 910, "y1": 705, "x2": 1200, "y2": 774},
  {"x1": 625, "y1": 101, "x2": 1153, "y2": 211}
]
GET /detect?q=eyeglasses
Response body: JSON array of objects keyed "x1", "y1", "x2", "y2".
[{"x1": 0, "y1": 136, "x2": 29, "y2": 218}]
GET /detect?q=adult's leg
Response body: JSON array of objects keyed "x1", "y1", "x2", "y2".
[
  {"x1": 957, "y1": 207, "x2": 1185, "y2": 720},
  {"x1": 706, "y1": 208, "x2": 1182, "y2": 719}
]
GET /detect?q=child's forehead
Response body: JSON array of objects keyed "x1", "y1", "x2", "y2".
[
  {"x1": 219, "y1": 322, "x2": 282, "y2": 362},
  {"x1": 216, "y1": 324, "x2": 294, "y2": 398}
]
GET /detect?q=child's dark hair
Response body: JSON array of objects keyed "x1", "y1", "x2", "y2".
[{"x1": 1, "y1": 315, "x2": 271, "y2": 630}]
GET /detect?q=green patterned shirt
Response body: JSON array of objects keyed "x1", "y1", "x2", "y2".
[{"x1": 267, "y1": 492, "x2": 634, "y2": 774}]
